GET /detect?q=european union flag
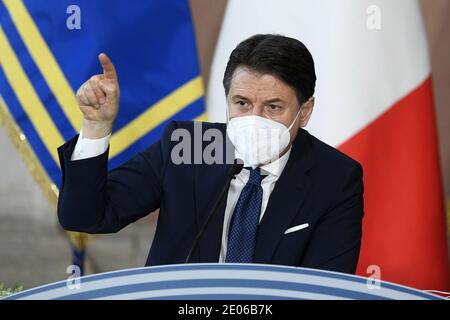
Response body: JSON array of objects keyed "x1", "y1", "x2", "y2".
[{"x1": 0, "y1": 0, "x2": 204, "y2": 272}]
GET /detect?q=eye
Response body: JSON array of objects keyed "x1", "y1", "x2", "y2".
[
  {"x1": 236, "y1": 100, "x2": 247, "y2": 106},
  {"x1": 268, "y1": 104, "x2": 281, "y2": 111}
]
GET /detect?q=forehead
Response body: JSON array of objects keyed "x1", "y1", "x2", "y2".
[{"x1": 229, "y1": 66, "x2": 296, "y2": 100}]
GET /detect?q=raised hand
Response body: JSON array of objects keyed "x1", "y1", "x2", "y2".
[{"x1": 76, "y1": 53, "x2": 120, "y2": 139}]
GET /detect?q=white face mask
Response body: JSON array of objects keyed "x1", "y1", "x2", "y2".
[{"x1": 226, "y1": 111, "x2": 300, "y2": 168}]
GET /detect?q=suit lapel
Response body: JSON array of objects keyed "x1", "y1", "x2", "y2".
[{"x1": 253, "y1": 129, "x2": 314, "y2": 263}]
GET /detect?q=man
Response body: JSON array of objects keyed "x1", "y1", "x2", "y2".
[{"x1": 58, "y1": 34, "x2": 364, "y2": 273}]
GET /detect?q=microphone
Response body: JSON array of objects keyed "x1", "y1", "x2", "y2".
[{"x1": 185, "y1": 161, "x2": 244, "y2": 263}]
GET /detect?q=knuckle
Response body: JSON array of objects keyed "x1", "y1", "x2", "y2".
[
  {"x1": 76, "y1": 88, "x2": 85, "y2": 98},
  {"x1": 86, "y1": 89, "x2": 95, "y2": 99},
  {"x1": 102, "y1": 86, "x2": 113, "y2": 94},
  {"x1": 94, "y1": 84, "x2": 103, "y2": 93},
  {"x1": 90, "y1": 75, "x2": 99, "y2": 82}
]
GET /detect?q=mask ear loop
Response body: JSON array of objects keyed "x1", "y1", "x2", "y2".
[{"x1": 286, "y1": 106, "x2": 302, "y2": 132}]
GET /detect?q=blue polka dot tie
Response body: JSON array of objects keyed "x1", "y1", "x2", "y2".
[{"x1": 225, "y1": 167, "x2": 265, "y2": 263}]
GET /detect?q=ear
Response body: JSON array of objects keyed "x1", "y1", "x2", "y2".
[{"x1": 298, "y1": 96, "x2": 315, "y2": 127}]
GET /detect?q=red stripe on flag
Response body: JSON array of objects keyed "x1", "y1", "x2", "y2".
[{"x1": 339, "y1": 76, "x2": 450, "y2": 291}]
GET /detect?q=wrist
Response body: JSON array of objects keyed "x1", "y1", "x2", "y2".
[{"x1": 81, "y1": 119, "x2": 113, "y2": 139}]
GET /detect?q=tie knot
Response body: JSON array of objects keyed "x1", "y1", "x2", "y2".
[{"x1": 247, "y1": 167, "x2": 264, "y2": 185}]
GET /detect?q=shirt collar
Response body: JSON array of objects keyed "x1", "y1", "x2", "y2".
[{"x1": 234, "y1": 147, "x2": 292, "y2": 178}]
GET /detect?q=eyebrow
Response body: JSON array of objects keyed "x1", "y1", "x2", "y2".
[
  {"x1": 264, "y1": 98, "x2": 286, "y2": 104},
  {"x1": 231, "y1": 94, "x2": 249, "y2": 101},
  {"x1": 231, "y1": 95, "x2": 286, "y2": 104}
]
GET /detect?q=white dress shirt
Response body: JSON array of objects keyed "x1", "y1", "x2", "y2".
[
  {"x1": 71, "y1": 129, "x2": 111, "y2": 161},
  {"x1": 71, "y1": 131, "x2": 292, "y2": 262},
  {"x1": 218, "y1": 149, "x2": 291, "y2": 262}
]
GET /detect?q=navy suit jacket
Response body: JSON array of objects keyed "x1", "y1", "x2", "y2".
[{"x1": 57, "y1": 121, "x2": 364, "y2": 274}]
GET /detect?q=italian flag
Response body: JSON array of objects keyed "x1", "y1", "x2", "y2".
[{"x1": 206, "y1": 0, "x2": 449, "y2": 290}]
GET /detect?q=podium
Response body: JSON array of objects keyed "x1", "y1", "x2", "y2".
[{"x1": 3, "y1": 263, "x2": 442, "y2": 300}]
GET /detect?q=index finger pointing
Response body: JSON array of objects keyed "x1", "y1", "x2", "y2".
[{"x1": 98, "y1": 53, "x2": 117, "y2": 81}]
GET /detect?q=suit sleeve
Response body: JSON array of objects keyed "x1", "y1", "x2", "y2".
[
  {"x1": 57, "y1": 122, "x2": 175, "y2": 234},
  {"x1": 301, "y1": 162, "x2": 364, "y2": 274}
]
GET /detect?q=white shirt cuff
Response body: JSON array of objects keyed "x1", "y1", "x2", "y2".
[{"x1": 71, "y1": 128, "x2": 111, "y2": 161}]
